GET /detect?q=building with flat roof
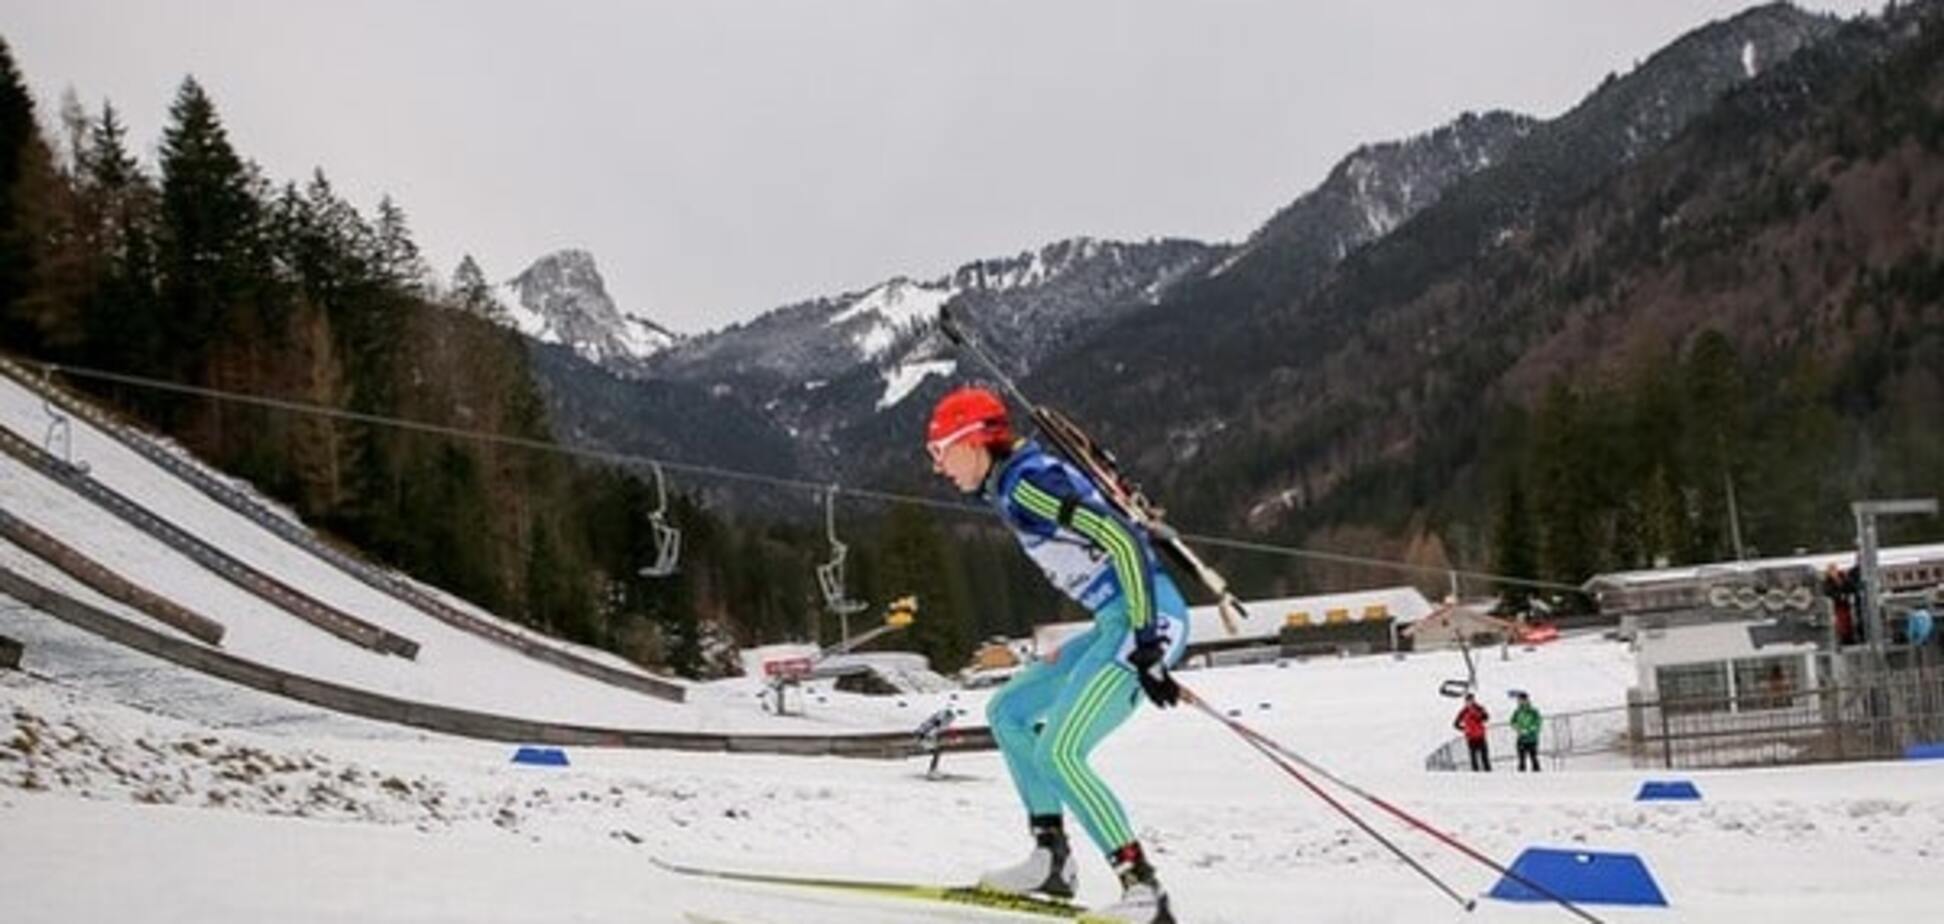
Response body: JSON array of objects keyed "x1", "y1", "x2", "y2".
[
  {"x1": 1030, "y1": 585, "x2": 1437, "y2": 665},
  {"x1": 1586, "y1": 543, "x2": 1944, "y2": 741}
]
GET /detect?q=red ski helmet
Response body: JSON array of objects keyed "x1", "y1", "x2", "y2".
[{"x1": 927, "y1": 386, "x2": 1011, "y2": 460}]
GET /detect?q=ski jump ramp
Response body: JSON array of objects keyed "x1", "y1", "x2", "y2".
[{"x1": 0, "y1": 356, "x2": 680, "y2": 698}]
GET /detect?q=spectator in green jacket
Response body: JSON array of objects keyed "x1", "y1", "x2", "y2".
[{"x1": 1512, "y1": 691, "x2": 1542, "y2": 773}]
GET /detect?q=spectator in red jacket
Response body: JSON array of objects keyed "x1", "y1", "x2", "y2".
[{"x1": 1454, "y1": 694, "x2": 1491, "y2": 772}]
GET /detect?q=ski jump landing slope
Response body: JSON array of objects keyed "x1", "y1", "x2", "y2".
[
  {"x1": 0, "y1": 364, "x2": 921, "y2": 741},
  {"x1": 0, "y1": 357, "x2": 683, "y2": 699}
]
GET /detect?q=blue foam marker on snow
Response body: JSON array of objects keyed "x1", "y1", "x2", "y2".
[
  {"x1": 1904, "y1": 742, "x2": 1944, "y2": 760},
  {"x1": 1488, "y1": 848, "x2": 1668, "y2": 907},
  {"x1": 512, "y1": 746, "x2": 569, "y2": 767},
  {"x1": 1636, "y1": 780, "x2": 1702, "y2": 801}
]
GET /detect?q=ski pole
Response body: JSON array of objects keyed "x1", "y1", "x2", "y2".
[
  {"x1": 1181, "y1": 687, "x2": 1606, "y2": 924},
  {"x1": 1179, "y1": 688, "x2": 1477, "y2": 913}
]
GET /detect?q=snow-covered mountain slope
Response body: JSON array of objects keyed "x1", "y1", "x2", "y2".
[
  {"x1": 1208, "y1": 109, "x2": 1536, "y2": 285},
  {"x1": 650, "y1": 236, "x2": 1220, "y2": 390},
  {"x1": 532, "y1": 112, "x2": 1535, "y2": 489},
  {"x1": 609, "y1": 236, "x2": 1222, "y2": 481}
]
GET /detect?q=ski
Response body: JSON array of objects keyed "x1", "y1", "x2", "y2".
[
  {"x1": 937, "y1": 305, "x2": 1248, "y2": 634},
  {"x1": 654, "y1": 856, "x2": 1093, "y2": 920}
]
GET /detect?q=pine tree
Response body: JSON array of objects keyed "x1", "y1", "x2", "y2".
[
  {"x1": 2, "y1": 66, "x2": 94, "y2": 357},
  {"x1": 1490, "y1": 468, "x2": 1538, "y2": 614},
  {"x1": 81, "y1": 104, "x2": 141, "y2": 228},
  {"x1": 449, "y1": 254, "x2": 508, "y2": 322},
  {"x1": 272, "y1": 169, "x2": 373, "y2": 302},
  {"x1": 876, "y1": 504, "x2": 972, "y2": 673},
  {"x1": 524, "y1": 518, "x2": 586, "y2": 639},
  {"x1": 77, "y1": 103, "x2": 165, "y2": 393},
  {"x1": 1530, "y1": 381, "x2": 1599, "y2": 588},
  {"x1": 1639, "y1": 464, "x2": 1685, "y2": 567},
  {"x1": 0, "y1": 37, "x2": 48, "y2": 342},
  {"x1": 1681, "y1": 331, "x2": 1748, "y2": 561},
  {"x1": 157, "y1": 77, "x2": 261, "y2": 385},
  {"x1": 372, "y1": 195, "x2": 429, "y2": 293}
]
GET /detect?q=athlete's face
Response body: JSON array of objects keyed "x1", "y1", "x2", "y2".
[{"x1": 931, "y1": 439, "x2": 992, "y2": 494}]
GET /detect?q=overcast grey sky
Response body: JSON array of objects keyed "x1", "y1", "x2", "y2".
[{"x1": 3, "y1": 0, "x2": 1877, "y2": 333}]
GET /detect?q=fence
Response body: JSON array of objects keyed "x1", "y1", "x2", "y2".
[
  {"x1": 1639, "y1": 648, "x2": 1944, "y2": 769},
  {"x1": 1426, "y1": 648, "x2": 1944, "y2": 771},
  {"x1": 1423, "y1": 703, "x2": 1635, "y2": 771}
]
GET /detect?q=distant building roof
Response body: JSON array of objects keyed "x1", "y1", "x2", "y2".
[
  {"x1": 1185, "y1": 585, "x2": 1435, "y2": 643},
  {"x1": 1585, "y1": 542, "x2": 1944, "y2": 590},
  {"x1": 1399, "y1": 602, "x2": 1522, "y2": 639},
  {"x1": 1031, "y1": 585, "x2": 1436, "y2": 652}
]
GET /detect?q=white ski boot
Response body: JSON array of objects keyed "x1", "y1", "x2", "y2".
[
  {"x1": 1090, "y1": 879, "x2": 1175, "y2": 924},
  {"x1": 977, "y1": 843, "x2": 1078, "y2": 899},
  {"x1": 1090, "y1": 842, "x2": 1174, "y2": 924}
]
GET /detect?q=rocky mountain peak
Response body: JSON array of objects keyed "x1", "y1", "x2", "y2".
[{"x1": 503, "y1": 249, "x2": 678, "y2": 368}]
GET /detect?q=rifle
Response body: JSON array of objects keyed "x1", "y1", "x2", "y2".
[{"x1": 936, "y1": 306, "x2": 1245, "y2": 635}]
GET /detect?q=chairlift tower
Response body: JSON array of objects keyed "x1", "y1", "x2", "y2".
[
  {"x1": 1851, "y1": 497, "x2": 1938, "y2": 754},
  {"x1": 1854, "y1": 498, "x2": 1939, "y2": 666}
]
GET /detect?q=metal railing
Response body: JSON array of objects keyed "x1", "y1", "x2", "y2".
[
  {"x1": 1639, "y1": 651, "x2": 1944, "y2": 769},
  {"x1": 1423, "y1": 703, "x2": 1634, "y2": 771}
]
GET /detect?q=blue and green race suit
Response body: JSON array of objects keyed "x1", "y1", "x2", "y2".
[{"x1": 982, "y1": 440, "x2": 1189, "y2": 856}]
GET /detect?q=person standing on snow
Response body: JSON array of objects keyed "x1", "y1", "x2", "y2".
[
  {"x1": 914, "y1": 705, "x2": 957, "y2": 780},
  {"x1": 1907, "y1": 606, "x2": 1935, "y2": 649},
  {"x1": 1454, "y1": 693, "x2": 1491, "y2": 772},
  {"x1": 927, "y1": 386, "x2": 1187, "y2": 924},
  {"x1": 1511, "y1": 692, "x2": 1542, "y2": 773}
]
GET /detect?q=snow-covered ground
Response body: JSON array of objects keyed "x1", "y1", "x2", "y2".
[{"x1": 6, "y1": 619, "x2": 1944, "y2": 923}]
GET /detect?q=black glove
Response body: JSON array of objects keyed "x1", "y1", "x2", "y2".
[{"x1": 1127, "y1": 637, "x2": 1179, "y2": 708}]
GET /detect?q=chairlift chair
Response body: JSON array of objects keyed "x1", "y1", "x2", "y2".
[
  {"x1": 40, "y1": 370, "x2": 87, "y2": 475},
  {"x1": 817, "y1": 486, "x2": 869, "y2": 617},
  {"x1": 638, "y1": 462, "x2": 681, "y2": 578}
]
